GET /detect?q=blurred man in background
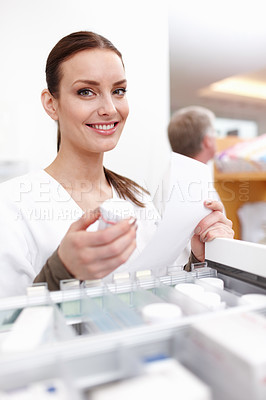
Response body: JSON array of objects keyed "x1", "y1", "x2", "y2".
[{"x1": 168, "y1": 106, "x2": 217, "y2": 165}]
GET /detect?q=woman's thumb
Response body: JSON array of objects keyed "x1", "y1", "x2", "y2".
[{"x1": 68, "y1": 208, "x2": 101, "y2": 232}]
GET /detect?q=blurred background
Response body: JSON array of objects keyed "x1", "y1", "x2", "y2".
[
  {"x1": 1, "y1": 0, "x2": 266, "y2": 241},
  {"x1": 169, "y1": 0, "x2": 266, "y2": 136}
]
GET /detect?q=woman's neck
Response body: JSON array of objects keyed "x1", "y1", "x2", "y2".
[
  {"x1": 45, "y1": 149, "x2": 112, "y2": 211},
  {"x1": 46, "y1": 147, "x2": 105, "y2": 182}
]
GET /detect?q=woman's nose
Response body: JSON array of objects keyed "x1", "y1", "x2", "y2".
[{"x1": 97, "y1": 95, "x2": 116, "y2": 116}]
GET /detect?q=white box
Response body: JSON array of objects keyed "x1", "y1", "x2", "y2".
[
  {"x1": 1, "y1": 306, "x2": 54, "y2": 353},
  {"x1": 188, "y1": 311, "x2": 266, "y2": 400},
  {"x1": 90, "y1": 358, "x2": 211, "y2": 400}
]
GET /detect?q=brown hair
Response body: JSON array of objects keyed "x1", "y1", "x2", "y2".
[
  {"x1": 45, "y1": 31, "x2": 148, "y2": 206},
  {"x1": 168, "y1": 106, "x2": 216, "y2": 157}
]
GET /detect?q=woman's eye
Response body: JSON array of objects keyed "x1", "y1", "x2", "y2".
[
  {"x1": 113, "y1": 88, "x2": 127, "y2": 96},
  {"x1": 77, "y1": 89, "x2": 94, "y2": 97}
]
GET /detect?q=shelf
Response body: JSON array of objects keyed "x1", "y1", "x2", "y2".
[
  {"x1": 214, "y1": 165, "x2": 266, "y2": 240},
  {"x1": 214, "y1": 166, "x2": 266, "y2": 181}
]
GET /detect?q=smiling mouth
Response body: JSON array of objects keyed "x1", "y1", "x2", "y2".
[{"x1": 86, "y1": 122, "x2": 118, "y2": 130}]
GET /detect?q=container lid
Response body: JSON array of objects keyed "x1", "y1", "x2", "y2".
[
  {"x1": 141, "y1": 302, "x2": 183, "y2": 323},
  {"x1": 198, "y1": 277, "x2": 224, "y2": 290},
  {"x1": 175, "y1": 283, "x2": 205, "y2": 297},
  {"x1": 239, "y1": 293, "x2": 266, "y2": 306}
]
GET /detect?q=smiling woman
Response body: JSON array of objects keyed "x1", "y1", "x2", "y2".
[
  {"x1": 0, "y1": 31, "x2": 234, "y2": 297},
  {"x1": 42, "y1": 49, "x2": 128, "y2": 159},
  {"x1": 0, "y1": 31, "x2": 159, "y2": 297}
]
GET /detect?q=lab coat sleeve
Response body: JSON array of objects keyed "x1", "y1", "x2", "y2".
[
  {"x1": 183, "y1": 251, "x2": 201, "y2": 272},
  {"x1": 0, "y1": 200, "x2": 36, "y2": 298},
  {"x1": 34, "y1": 248, "x2": 74, "y2": 291}
]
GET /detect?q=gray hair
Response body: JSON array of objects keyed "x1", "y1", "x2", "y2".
[{"x1": 168, "y1": 106, "x2": 216, "y2": 157}]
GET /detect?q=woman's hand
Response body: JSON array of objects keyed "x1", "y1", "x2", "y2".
[
  {"x1": 191, "y1": 200, "x2": 234, "y2": 262},
  {"x1": 58, "y1": 209, "x2": 137, "y2": 280}
]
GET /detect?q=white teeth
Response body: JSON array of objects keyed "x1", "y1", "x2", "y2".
[{"x1": 90, "y1": 123, "x2": 115, "y2": 130}]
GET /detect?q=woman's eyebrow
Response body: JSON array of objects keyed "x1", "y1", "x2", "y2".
[
  {"x1": 113, "y1": 79, "x2": 127, "y2": 86},
  {"x1": 73, "y1": 79, "x2": 100, "y2": 86},
  {"x1": 72, "y1": 79, "x2": 127, "y2": 86}
]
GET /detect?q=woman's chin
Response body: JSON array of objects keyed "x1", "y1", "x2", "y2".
[{"x1": 100, "y1": 137, "x2": 121, "y2": 152}]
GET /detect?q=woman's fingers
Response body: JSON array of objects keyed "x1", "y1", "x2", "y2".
[
  {"x1": 194, "y1": 210, "x2": 232, "y2": 237},
  {"x1": 203, "y1": 199, "x2": 224, "y2": 212},
  {"x1": 67, "y1": 209, "x2": 101, "y2": 233},
  {"x1": 191, "y1": 199, "x2": 234, "y2": 261},
  {"x1": 81, "y1": 240, "x2": 137, "y2": 280},
  {"x1": 82, "y1": 223, "x2": 137, "y2": 262},
  {"x1": 199, "y1": 222, "x2": 234, "y2": 243},
  {"x1": 58, "y1": 215, "x2": 137, "y2": 280},
  {"x1": 85, "y1": 217, "x2": 137, "y2": 247}
]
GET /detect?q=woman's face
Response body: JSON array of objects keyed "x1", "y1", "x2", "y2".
[{"x1": 54, "y1": 49, "x2": 129, "y2": 155}]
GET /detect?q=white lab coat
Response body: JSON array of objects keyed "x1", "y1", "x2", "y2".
[{"x1": 0, "y1": 170, "x2": 160, "y2": 297}]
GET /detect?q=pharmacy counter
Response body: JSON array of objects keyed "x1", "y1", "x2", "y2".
[{"x1": 0, "y1": 238, "x2": 265, "y2": 400}]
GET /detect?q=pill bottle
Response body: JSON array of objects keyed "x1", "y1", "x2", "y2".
[
  {"x1": 198, "y1": 277, "x2": 224, "y2": 290},
  {"x1": 141, "y1": 302, "x2": 183, "y2": 324}
]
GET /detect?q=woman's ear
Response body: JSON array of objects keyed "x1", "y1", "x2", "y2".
[{"x1": 41, "y1": 89, "x2": 59, "y2": 121}]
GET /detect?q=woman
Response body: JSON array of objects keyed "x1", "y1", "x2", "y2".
[{"x1": 0, "y1": 31, "x2": 233, "y2": 297}]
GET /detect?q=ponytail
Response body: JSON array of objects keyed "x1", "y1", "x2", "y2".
[{"x1": 104, "y1": 168, "x2": 148, "y2": 208}]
